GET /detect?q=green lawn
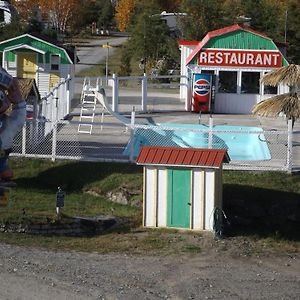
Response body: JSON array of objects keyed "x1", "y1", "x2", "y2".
[{"x1": 0, "y1": 156, "x2": 299, "y2": 255}]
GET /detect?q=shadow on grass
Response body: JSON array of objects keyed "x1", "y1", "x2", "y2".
[
  {"x1": 15, "y1": 161, "x2": 142, "y2": 193},
  {"x1": 223, "y1": 184, "x2": 300, "y2": 241}
]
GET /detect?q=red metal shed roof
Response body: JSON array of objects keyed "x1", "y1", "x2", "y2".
[{"x1": 136, "y1": 146, "x2": 230, "y2": 168}]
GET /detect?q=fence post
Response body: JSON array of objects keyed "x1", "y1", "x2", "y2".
[
  {"x1": 129, "y1": 107, "x2": 136, "y2": 162},
  {"x1": 42, "y1": 92, "x2": 47, "y2": 119},
  {"x1": 112, "y1": 73, "x2": 118, "y2": 112},
  {"x1": 56, "y1": 84, "x2": 60, "y2": 120},
  {"x1": 287, "y1": 119, "x2": 293, "y2": 173},
  {"x1": 51, "y1": 121, "x2": 57, "y2": 161},
  {"x1": 22, "y1": 123, "x2": 26, "y2": 156},
  {"x1": 142, "y1": 73, "x2": 148, "y2": 112},
  {"x1": 66, "y1": 75, "x2": 70, "y2": 116},
  {"x1": 208, "y1": 116, "x2": 213, "y2": 148}
]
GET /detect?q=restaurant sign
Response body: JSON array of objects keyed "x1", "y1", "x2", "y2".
[{"x1": 198, "y1": 49, "x2": 282, "y2": 68}]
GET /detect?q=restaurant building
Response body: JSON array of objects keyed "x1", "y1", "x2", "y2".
[{"x1": 179, "y1": 24, "x2": 289, "y2": 114}]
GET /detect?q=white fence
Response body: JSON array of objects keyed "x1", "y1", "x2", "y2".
[
  {"x1": 10, "y1": 117, "x2": 299, "y2": 173},
  {"x1": 40, "y1": 75, "x2": 72, "y2": 122},
  {"x1": 16, "y1": 74, "x2": 300, "y2": 173},
  {"x1": 75, "y1": 74, "x2": 185, "y2": 113}
]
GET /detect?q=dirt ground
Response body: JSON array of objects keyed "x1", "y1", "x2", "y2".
[{"x1": 0, "y1": 238, "x2": 299, "y2": 300}]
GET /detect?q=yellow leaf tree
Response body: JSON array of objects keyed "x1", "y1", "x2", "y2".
[{"x1": 115, "y1": 0, "x2": 136, "y2": 32}]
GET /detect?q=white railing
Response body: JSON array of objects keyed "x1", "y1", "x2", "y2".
[
  {"x1": 41, "y1": 74, "x2": 72, "y2": 123},
  {"x1": 75, "y1": 74, "x2": 188, "y2": 113}
]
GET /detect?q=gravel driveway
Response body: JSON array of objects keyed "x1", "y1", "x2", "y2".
[{"x1": 0, "y1": 242, "x2": 299, "y2": 300}]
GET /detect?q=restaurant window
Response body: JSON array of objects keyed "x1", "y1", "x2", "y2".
[
  {"x1": 241, "y1": 72, "x2": 260, "y2": 94},
  {"x1": 201, "y1": 70, "x2": 214, "y2": 75},
  {"x1": 264, "y1": 85, "x2": 277, "y2": 95},
  {"x1": 263, "y1": 72, "x2": 277, "y2": 94},
  {"x1": 218, "y1": 71, "x2": 237, "y2": 93},
  {"x1": 51, "y1": 55, "x2": 60, "y2": 71}
]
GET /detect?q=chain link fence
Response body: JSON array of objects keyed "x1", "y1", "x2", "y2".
[{"x1": 10, "y1": 118, "x2": 299, "y2": 172}]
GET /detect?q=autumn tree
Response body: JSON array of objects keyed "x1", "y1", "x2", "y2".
[
  {"x1": 40, "y1": 0, "x2": 79, "y2": 33},
  {"x1": 11, "y1": 0, "x2": 40, "y2": 21},
  {"x1": 115, "y1": 0, "x2": 136, "y2": 32},
  {"x1": 12, "y1": 0, "x2": 80, "y2": 33}
]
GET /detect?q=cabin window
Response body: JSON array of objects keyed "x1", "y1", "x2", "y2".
[
  {"x1": 51, "y1": 55, "x2": 60, "y2": 71},
  {"x1": 241, "y1": 71, "x2": 260, "y2": 94},
  {"x1": 218, "y1": 71, "x2": 237, "y2": 93}
]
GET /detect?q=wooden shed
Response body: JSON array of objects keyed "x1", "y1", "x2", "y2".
[
  {"x1": 0, "y1": 33, "x2": 76, "y2": 96},
  {"x1": 136, "y1": 146, "x2": 230, "y2": 231},
  {"x1": 18, "y1": 78, "x2": 41, "y2": 119}
]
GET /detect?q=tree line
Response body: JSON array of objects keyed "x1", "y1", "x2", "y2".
[{"x1": 1, "y1": 0, "x2": 299, "y2": 75}]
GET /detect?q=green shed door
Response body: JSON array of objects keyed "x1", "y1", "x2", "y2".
[{"x1": 167, "y1": 169, "x2": 191, "y2": 228}]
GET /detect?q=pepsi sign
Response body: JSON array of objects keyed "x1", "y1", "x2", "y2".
[
  {"x1": 192, "y1": 74, "x2": 212, "y2": 113},
  {"x1": 194, "y1": 79, "x2": 211, "y2": 96}
]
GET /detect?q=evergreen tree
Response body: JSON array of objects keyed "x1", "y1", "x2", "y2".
[
  {"x1": 26, "y1": 6, "x2": 43, "y2": 33},
  {"x1": 179, "y1": 0, "x2": 224, "y2": 40},
  {"x1": 118, "y1": 45, "x2": 132, "y2": 76},
  {"x1": 241, "y1": 0, "x2": 286, "y2": 42},
  {"x1": 97, "y1": 0, "x2": 114, "y2": 32},
  {"x1": 0, "y1": 14, "x2": 24, "y2": 42},
  {"x1": 286, "y1": 0, "x2": 300, "y2": 63}
]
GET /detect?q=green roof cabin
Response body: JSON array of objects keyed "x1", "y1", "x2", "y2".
[
  {"x1": 179, "y1": 24, "x2": 289, "y2": 114},
  {"x1": 0, "y1": 33, "x2": 76, "y2": 98}
]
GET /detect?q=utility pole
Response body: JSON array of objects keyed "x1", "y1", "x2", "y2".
[{"x1": 102, "y1": 42, "x2": 112, "y2": 85}]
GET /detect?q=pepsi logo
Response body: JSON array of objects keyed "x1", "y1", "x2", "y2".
[{"x1": 194, "y1": 79, "x2": 210, "y2": 96}]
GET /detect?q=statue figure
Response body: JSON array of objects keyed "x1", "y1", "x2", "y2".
[{"x1": 0, "y1": 67, "x2": 26, "y2": 186}]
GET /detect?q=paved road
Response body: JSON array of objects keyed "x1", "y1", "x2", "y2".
[{"x1": 75, "y1": 35, "x2": 128, "y2": 75}]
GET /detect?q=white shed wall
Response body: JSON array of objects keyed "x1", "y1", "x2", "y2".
[
  {"x1": 192, "y1": 169, "x2": 205, "y2": 230},
  {"x1": 143, "y1": 166, "x2": 223, "y2": 231},
  {"x1": 144, "y1": 167, "x2": 156, "y2": 227},
  {"x1": 204, "y1": 170, "x2": 215, "y2": 230},
  {"x1": 157, "y1": 168, "x2": 167, "y2": 227}
]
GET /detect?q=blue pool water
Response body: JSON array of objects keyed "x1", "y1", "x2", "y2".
[{"x1": 123, "y1": 123, "x2": 271, "y2": 161}]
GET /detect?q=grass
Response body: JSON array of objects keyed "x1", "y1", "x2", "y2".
[
  {"x1": 0, "y1": 159, "x2": 299, "y2": 255},
  {"x1": 0, "y1": 158, "x2": 142, "y2": 224}
]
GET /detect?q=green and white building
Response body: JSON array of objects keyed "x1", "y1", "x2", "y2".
[
  {"x1": 0, "y1": 33, "x2": 76, "y2": 98},
  {"x1": 179, "y1": 24, "x2": 289, "y2": 114}
]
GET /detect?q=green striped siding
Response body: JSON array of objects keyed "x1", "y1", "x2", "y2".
[
  {"x1": 205, "y1": 30, "x2": 276, "y2": 50},
  {"x1": 189, "y1": 29, "x2": 288, "y2": 66}
]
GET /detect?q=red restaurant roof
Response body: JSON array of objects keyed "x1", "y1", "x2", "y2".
[
  {"x1": 136, "y1": 146, "x2": 230, "y2": 168},
  {"x1": 186, "y1": 23, "x2": 271, "y2": 65},
  {"x1": 178, "y1": 40, "x2": 199, "y2": 46}
]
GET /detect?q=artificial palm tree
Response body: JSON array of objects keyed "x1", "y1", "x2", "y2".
[{"x1": 252, "y1": 64, "x2": 300, "y2": 127}]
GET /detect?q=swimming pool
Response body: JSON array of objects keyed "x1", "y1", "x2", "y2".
[{"x1": 123, "y1": 123, "x2": 271, "y2": 161}]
